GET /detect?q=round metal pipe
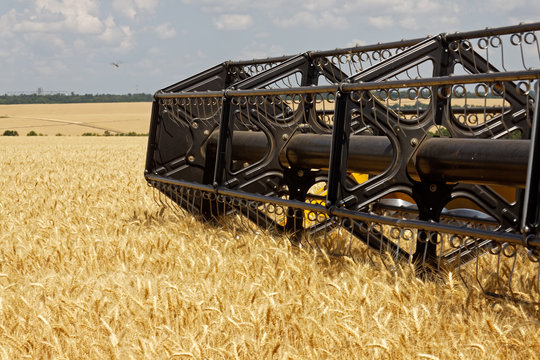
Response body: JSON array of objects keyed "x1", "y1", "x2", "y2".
[
  {"x1": 415, "y1": 138, "x2": 530, "y2": 188},
  {"x1": 282, "y1": 134, "x2": 392, "y2": 174},
  {"x1": 206, "y1": 131, "x2": 269, "y2": 164},
  {"x1": 207, "y1": 131, "x2": 530, "y2": 187}
]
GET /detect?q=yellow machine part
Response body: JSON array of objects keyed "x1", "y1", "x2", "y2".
[{"x1": 278, "y1": 173, "x2": 370, "y2": 227}]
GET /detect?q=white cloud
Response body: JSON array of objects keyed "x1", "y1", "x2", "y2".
[
  {"x1": 73, "y1": 14, "x2": 103, "y2": 34},
  {"x1": 14, "y1": 20, "x2": 63, "y2": 33},
  {"x1": 133, "y1": 0, "x2": 159, "y2": 12},
  {"x1": 482, "y1": 0, "x2": 518, "y2": 12},
  {"x1": 0, "y1": 0, "x2": 537, "y2": 94},
  {"x1": 100, "y1": 16, "x2": 119, "y2": 42},
  {"x1": 73, "y1": 39, "x2": 86, "y2": 50},
  {"x1": 434, "y1": 16, "x2": 460, "y2": 28},
  {"x1": 0, "y1": 9, "x2": 16, "y2": 35},
  {"x1": 1, "y1": 1, "x2": 138, "y2": 53},
  {"x1": 368, "y1": 16, "x2": 392, "y2": 30},
  {"x1": 112, "y1": 0, "x2": 137, "y2": 19},
  {"x1": 386, "y1": 0, "x2": 438, "y2": 15},
  {"x1": 346, "y1": 39, "x2": 367, "y2": 48},
  {"x1": 240, "y1": 43, "x2": 285, "y2": 60},
  {"x1": 181, "y1": 0, "x2": 267, "y2": 13},
  {"x1": 181, "y1": 0, "x2": 349, "y2": 30},
  {"x1": 301, "y1": 0, "x2": 337, "y2": 12},
  {"x1": 398, "y1": 17, "x2": 419, "y2": 31},
  {"x1": 181, "y1": 0, "x2": 348, "y2": 30},
  {"x1": 99, "y1": 16, "x2": 135, "y2": 52},
  {"x1": 3, "y1": 1, "x2": 103, "y2": 35},
  {"x1": 274, "y1": 11, "x2": 347, "y2": 29},
  {"x1": 154, "y1": 22, "x2": 177, "y2": 39},
  {"x1": 213, "y1": 14, "x2": 253, "y2": 31},
  {"x1": 34, "y1": 59, "x2": 69, "y2": 76},
  {"x1": 32, "y1": 0, "x2": 104, "y2": 34},
  {"x1": 113, "y1": 0, "x2": 159, "y2": 19}
]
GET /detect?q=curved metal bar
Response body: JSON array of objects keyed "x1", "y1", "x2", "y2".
[
  {"x1": 154, "y1": 70, "x2": 540, "y2": 99},
  {"x1": 226, "y1": 22, "x2": 540, "y2": 67}
]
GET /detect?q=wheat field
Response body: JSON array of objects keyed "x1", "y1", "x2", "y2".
[
  {"x1": 0, "y1": 103, "x2": 152, "y2": 136},
  {"x1": 1, "y1": 136, "x2": 539, "y2": 358}
]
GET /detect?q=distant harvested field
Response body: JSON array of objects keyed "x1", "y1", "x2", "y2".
[
  {"x1": 0, "y1": 99, "x2": 509, "y2": 137},
  {"x1": 1, "y1": 136, "x2": 539, "y2": 359},
  {"x1": 0, "y1": 102, "x2": 151, "y2": 136}
]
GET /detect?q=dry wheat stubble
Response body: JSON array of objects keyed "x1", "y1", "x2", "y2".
[{"x1": 0, "y1": 136, "x2": 538, "y2": 359}]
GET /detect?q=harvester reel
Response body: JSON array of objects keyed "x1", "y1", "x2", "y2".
[{"x1": 146, "y1": 23, "x2": 540, "y2": 303}]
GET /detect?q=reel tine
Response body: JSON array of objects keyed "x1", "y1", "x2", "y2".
[
  {"x1": 494, "y1": 243, "x2": 506, "y2": 298},
  {"x1": 503, "y1": 243, "x2": 518, "y2": 300},
  {"x1": 346, "y1": 219, "x2": 357, "y2": 260},
  {"x1": 252, "y1": 200, "x2": 260, "y2": 229},
  {"x1": 234, "y1": 198, "x2": 245, "y2": 232},
  {"x1": 239, "y1": 199, "x2": 253, "y2": 232},
  {"x1": 364, "y1": 222, "x2": 377, "y2": 266},
  {"x1": 151, "y1": 184, "x2": 159, "y2": 207},
  {"x1": 193, "y1": 190, "x2": 201, "y2": 217},
  {"x1": 536, "y1": 259, "x2": 540, "y2": 304},
  {"x1": 435, "y1": 232, "x2": 443, "y2": 271},
  {"x1": 244, "y1": 199, "x2": 252, "y2": 231},
  {"x1": 475, "y1": 238, "x2": 489, "y2": 295},
  {"x1": 187, "y1": 189, "x2": 194, "y2": 214},
  {"x1": 168, "y1": 185, "x2": 179, "y2": 214},
  {"x1": 157, "y1": 186, "x2": 167, "y2": 210},
  {"x1": 419, "y1": 231, "x2": 429, "y2": 268},
  {"x1": 454, "y1": 236, "x2": 470, "y2": 290},
  {"x1": 337, "y1": 217, "x2": 353, "y2": 259},
  {"x1": 407, "y1": 229, "x2": 415, "y2": 265},
  {"x1": 198, "y1": 190, "x2": 204, "y2": 217},
  {"x1": 180, "y1": 187, "x2": 188, "y2": 213},
  {"x1": 162, "y1": 185, "x2": 172, "y2": 212},
  {"x1": 338, "y1": 217, "x2": 353, "y2": 258},
  {"x1": 495, "y1": 242, "x2": 518, "y2": 300}
]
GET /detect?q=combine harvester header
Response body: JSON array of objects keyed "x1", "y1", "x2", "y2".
[{"x1": 145, "y1": 23, "x2": 540, "y2": 304}]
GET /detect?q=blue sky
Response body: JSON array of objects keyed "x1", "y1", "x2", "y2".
[{"x1": 0, "y1": 0, "x2": 538, "y2": 94}]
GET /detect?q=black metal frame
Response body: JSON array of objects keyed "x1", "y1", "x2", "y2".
[{"x1": 145, "y1": 23, "x2": 540, "y2": 289}]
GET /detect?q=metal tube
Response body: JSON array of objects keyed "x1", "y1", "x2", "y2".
[
  {"x1": 330, "y1": 206, "x2": 539, "y2": 248},
  {"x1": 209, "y1": 132, "x2": 392, "y2": 173},
  {"x1": 444, "y1": 22, "x2": 540, "y2": 42},
  {"x1": 522, "y1": 82, "x2": 540, "y2": 232},
  {"x1": 207, "y1": 131, "x2": 269, "y2": 164},
  {"x1": 282, "y1": 134, "x2": 393, "y2": 174},
  {"x1": 208, "y1": 131, "x2": 530, "y2": 187},
  {"x1": 415, "y1": 138, "x2": 530, "y2": 188},
  {"x1": 155, "y1": 70, "x2": 540, "y2": 99}
]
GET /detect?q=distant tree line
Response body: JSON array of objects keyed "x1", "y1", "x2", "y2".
[
  {"x1": 2, "y1": 129, "x2": 148, "y2": 136},
  {"x1": 0, "y1": 93, "x2": 153, "y2": 104}
]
